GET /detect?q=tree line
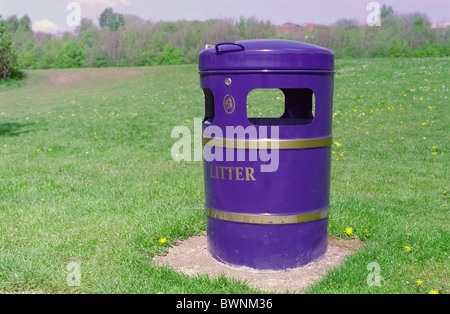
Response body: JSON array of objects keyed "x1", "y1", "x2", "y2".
[
  {"x1": 1, "y1": 6, "x2": 449, "y2": 75},
  {"x1": 292, "y1": 6, "x2": 450, "y2": 59}
]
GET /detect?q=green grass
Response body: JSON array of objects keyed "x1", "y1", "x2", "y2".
[{"x1": 0, "y1": 59, "x2": 448, "y2": 294}]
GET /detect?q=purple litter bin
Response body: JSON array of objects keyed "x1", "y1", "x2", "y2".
[{"x1": 199, "y1": 40, "x2": 335, "y2": 270}]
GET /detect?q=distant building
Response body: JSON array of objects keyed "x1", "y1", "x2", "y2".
[
  {"x1": 276, "y1": 23, "x2": 301, "y2": 35},
  {"x1": 431, "y1": 23, "x2": 450, "y2": 29}
]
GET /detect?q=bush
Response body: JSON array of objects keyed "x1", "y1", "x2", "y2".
[
  {"x1": 156, "y1": 44, "x2": 183, "y2": 66},
  {"x1": 0, "y1": 20, "x2": 25, "y2": 80},
  {"x1": 389, "y1": 37, "x2": 411, "y2": 58},
  {"x1": 412, "y1": 44, "x2": 449, "y2": 57}
]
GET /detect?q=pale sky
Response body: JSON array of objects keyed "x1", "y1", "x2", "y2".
[{"x1": 0, "y1": 0, "x2": 449, "y2": 33}]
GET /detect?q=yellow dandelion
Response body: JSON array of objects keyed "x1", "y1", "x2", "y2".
[
  {"x1": 429, "y1": 290, "x2": 439, "y2": 295},
  {"x1": 334, "y1": 142, "x2": 343, "y2": 147},
  {"x1": 417, "y1": 280, "x2": 423, "y2": 287},
  {"x1": 404, "y1": 245, "x2": 412, "y2": 252},
  {"x1": 40, "y1": 198, "x2": 46, "y2": 202},
  {"x1": 432, "y1": 146, "x2": 437, "y2": 150},
  {"x1": 432, "y1": 152, "x2": 438, "y2": 156},
  {"x1": 422, "y1": 123, "x2": 427, "y2": 126},
  {"x1": 345, "y1": 227, "x2": 354, "y2": 236},
  {"x1": 406, "y1": 233, "x2": 412, "y2": 237},
  {"x1": 36, "y1": 148, "x2": 41, "y2": 152},
  {"x1": 48, "y1": 148, "x2": 53, "y2": 152},
  {"x1": 158, "y1": 237, "x2": 167, "y2": 245}
]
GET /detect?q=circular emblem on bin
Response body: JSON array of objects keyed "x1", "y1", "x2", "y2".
[{"x1": 223, "y1": 94, "x2": 236, "y2": 115}]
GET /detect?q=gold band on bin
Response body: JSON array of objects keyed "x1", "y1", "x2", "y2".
[
  {"x1": 206, "y1": 207, "x2": 330, "y2": 225},
  {"x1": 202, "y1": 136, "x2": 332, "y2": 150}
]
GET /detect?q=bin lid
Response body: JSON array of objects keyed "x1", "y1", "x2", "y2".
[{"x1": 199, "y1": 39, "x2": 334, "y2": 73}]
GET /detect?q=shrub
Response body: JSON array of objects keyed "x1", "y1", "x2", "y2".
[{"x1": 0, "y1": 20, "x2": 25, "y2": 80}]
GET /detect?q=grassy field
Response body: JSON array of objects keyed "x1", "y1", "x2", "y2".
[{"x1": 0, "y1": 58, "x2": 448, "y2": 294}]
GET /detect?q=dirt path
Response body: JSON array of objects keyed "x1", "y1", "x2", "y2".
[{"x1": 46, "y1": 68, "x2": 145, "y2": 87}]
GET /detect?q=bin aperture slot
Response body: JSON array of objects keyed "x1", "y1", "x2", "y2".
[
  {"x1": 247, "y1": 88, "x2": 316, "y2": 126},
  {"x1": 203, "y1": 89, "x2": 214, "y2": 123}
]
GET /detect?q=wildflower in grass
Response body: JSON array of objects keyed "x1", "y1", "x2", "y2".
[
  {"x1": 406, "y1": 233, "x2": 412, "y2": 237},
  {"x1": 36, "y1": 148, "x2": 41, "y2": 152},
  {"x1": 334, "y1": 142, "x2": 343, "y2": 147},
  {"x1": 41, "y1": 198, "x2": 46, "y2": 202},
  {"x1": 428, "y1": 290, "x2": 439, "y2": 294},
  {"x1": 388, "y1": 140, "x2": 394, "y2": 144},
  {"x1": 443, "y1": 191, "x2": 448, "y2": 196},
  {"x1": 404, "y1": 245, "x2": 412, "y2": 252},
  {"x1": 422, "y1": 123, "x2": 427, "y2": 126},
  {"x1": 345, "y1": 227, "x2": 353, "y2": 236},
  {"x1": 158, "y1": 237, "x2": 167, "y2": 245},
  {"x1": 417, "y1": 280, "x2": 423, "y2": 287},
  {"x1": 432, "y1": 152, "x2": 438, "y2": 156},
  {"x1": 48, "y1": 148, "x2": 53, "y2": 152},
  {"x1": 155, "y1": 180, "x2": 160, "y2": 185},
  {"x1": 364, "y1": 229, "x2": 370, "y2": 234}
]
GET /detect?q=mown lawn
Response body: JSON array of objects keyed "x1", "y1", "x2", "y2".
[{"x1": 0, "y1": 58, "x2": 448, "y2": 294}]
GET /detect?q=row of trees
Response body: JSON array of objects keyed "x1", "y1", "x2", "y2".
[
  {"x1": 1, "y1": 6, "x2": 449, "y2": 73},
  {"x1": 291, "y1": 6, "x2": 450, "y2": 58},
  {"x1": 2, "y1": 12, "x2": 275, "y2": 69}
]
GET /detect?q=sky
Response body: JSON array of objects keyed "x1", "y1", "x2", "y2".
[{"x1": 0, "y1": 0, "x2": 449, "y2": 33}]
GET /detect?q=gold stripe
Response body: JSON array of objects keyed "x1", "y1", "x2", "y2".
[
  {"x1": 206, "y1": 207, "x2": 330, "y2": 225},
  {"x1": 202, "y1": 136, "x2": 332, "y2": 150}
]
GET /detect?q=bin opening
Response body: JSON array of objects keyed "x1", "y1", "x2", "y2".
[
  {"x1": 204, "y1": 89, "x2": 214, "y2": 123},
  {"x1": 247, "y1": 88, "x2": 315, "y2": 126}
]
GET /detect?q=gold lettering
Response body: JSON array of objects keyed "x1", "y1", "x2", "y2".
[
  {"x1": 226, "y1": 167, "x2": 234, "y2": 180},
  {"x1": 245, "y1": 167, "x2": 256, "y2": 181},
  {"x1": 208, "y1": 165, "x2": 257, "y2": 181},
  {"x1": 235, "y1": 167, "x2": 244, "y2": 181},
  {"x1": 210, "y1": 165, "x2": 216, "y2": 179}
]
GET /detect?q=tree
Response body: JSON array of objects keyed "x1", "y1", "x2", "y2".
[
  {"x1": 19, "y1": 15, "x2": 32, "y2": 32},
  {"x1": 381, "y1": 5, "x2": 394, "y2": 19},
  {"x1": 156, "y1": 44, "x2": 183, "y2": 65},
  {"x1": 60, "y1": 40, "x2": 85, "y2": 68},
  {"x1": 99, "y1": 8, "x2": 125, "y2": 31},
  {"x1": 0, "y1": 19, "x2": 24, "y2": 79},
  {"x1": 6, "y1": 16, "x2": 19, "y2": 32}
]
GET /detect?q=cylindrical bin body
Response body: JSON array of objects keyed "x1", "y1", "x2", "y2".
[{"x1": 199, "y1": 40, "x2": 334, "y2": 270}]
